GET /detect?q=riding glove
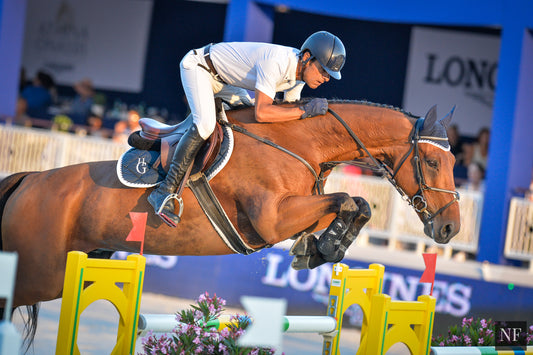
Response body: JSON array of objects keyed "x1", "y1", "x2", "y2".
[{"x1": 300, "y1": 98, "x2": 328, "y2": 119}]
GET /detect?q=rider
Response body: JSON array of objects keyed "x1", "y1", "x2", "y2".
[{"x1": 148, "y1": 30, "x2": 346, "y2": 227}]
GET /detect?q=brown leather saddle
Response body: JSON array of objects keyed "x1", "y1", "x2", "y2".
[{"x1": 131, "y1": 115, "x2": 223, "y2": 175}]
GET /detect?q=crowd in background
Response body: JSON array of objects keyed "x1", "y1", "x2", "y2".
[{"x1": 12, "y1": 68, "x2": 148, "y2": 143}]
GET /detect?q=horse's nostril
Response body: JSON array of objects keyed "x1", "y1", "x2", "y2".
[{"x1": 441, "y1": 223, "x2": 454, "y2": 238}]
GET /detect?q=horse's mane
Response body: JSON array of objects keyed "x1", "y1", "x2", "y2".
[{"x1": 224, "y1": 98, "x2": 419, "y2": 119}]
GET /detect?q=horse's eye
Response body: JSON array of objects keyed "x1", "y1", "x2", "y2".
[{"x1": 426, "y1": 159, "x2": 439, "y2": 169}]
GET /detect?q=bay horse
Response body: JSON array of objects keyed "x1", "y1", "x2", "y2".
[{"x1": 0, "y1": 100, "x2": 460, "y2": 347}]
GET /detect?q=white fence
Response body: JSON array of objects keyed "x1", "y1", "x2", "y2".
[
  {"x1": 325, "y1": 171, "x2": 483, "y2": 256},
  {"x1": 2, "y1": 124, "x2": 531, "y2": 265},
  {"x1": 505, "y1": 197, "x2": 533, "y2": 267},
  {"x1": 0, "y1": 125, "x2": 127, "y2": 176}
]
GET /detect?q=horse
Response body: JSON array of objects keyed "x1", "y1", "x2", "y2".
[{"x1": 0, "y1": 99, "x2": 460, "y2": 348}]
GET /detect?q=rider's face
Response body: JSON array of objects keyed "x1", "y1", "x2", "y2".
[{"x1": 303, "y1": 59, "x2": 330, "y2": 89}]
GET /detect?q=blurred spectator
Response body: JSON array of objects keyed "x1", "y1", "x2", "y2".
[
  {"x1": 462, "y1": 161, "x2": 485, "y2": 193},
  {"x1": 13, "y1": 97, "x2": 31, "y2": 126},
  {"x1": 20, "y1": 70, "x2": 56, "y2": 118},
  {"x1": 68, "y1": 78, "x2": 95, "y2": 125},
  {"x1": 447, "y1": 124, "x2": 467, "y2": 163},
  {"x1": 446, "y1": 124, "x2": 468, "y2": 184},
  {"x1": 465, "y1": 127, "x2": 490, "y2": 171},
  {"x1": 112, "y1": 110, "x2": 141, "y2": 144},
  {"x1": 112, "y1": 120, "x2": 130, "y2": 144},
  {"x1": 87, "y1": 113, "x2": 111, "y2": 139}
]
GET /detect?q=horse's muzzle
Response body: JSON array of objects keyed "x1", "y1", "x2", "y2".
[{"x1": 424, "y1": 220, "x2": 459, "y2": 244}]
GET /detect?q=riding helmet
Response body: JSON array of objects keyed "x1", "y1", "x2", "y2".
[{"x1": 301, "y1": 31, "x2": 346, "y2": 80}]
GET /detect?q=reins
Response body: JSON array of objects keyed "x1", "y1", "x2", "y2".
[{"x1": 217, "y1": 119, "x2": 323, "y2": 194}]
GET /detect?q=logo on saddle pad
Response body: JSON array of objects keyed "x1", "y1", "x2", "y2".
[
  {"x1": 117, "y1": 123, "x2": 234, "y2": 188},
  {"x1": 136, "y1": 157, "x2": 148, "y2": 175}
]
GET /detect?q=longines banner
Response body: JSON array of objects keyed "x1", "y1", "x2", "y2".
[
  {"x1": 22, "y1": 0, "x2": 153, "y2": 92},
  {"x1": 403, "y1": 27, "x2": 500, "y2": 136},
  {"x1": 113, "y1": 247, "x2": 533, "y2": 333}
]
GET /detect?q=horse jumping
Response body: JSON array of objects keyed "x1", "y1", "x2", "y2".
[{"x1": 0, "y1": 100, "x2": 460, "y2": 345}]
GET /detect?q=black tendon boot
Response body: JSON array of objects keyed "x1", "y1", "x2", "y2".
[{"x1": 148, "y1": 125, "x2": 205, "y2": 227}]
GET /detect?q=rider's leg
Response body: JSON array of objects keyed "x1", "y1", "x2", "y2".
[
  {"x1": 148, "y1": 48, "x2": 216, "y2": 227},
  {"x1": 148, "y1": 125, "x2": 205, "y2": 226}
]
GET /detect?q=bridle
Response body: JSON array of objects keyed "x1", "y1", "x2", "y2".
[{"x1": 321, "y1": 109, "x2": 460, "y2": 230}]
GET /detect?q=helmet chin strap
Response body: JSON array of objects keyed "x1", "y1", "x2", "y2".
[{"x1": 298, "y1": 52, "x2": 313, "y2": 79}]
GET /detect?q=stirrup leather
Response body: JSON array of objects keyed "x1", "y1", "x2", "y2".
[{"x1": 157, "y1": 193, "x2": 184, "y2": 220}]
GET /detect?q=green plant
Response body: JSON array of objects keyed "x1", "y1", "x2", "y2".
[{"x1": 141, "y1": 292, "x2": 281, "y2": 355}]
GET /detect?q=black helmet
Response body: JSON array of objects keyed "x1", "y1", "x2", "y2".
[{"x1": 301, "y1": 31, "x2": 346, "y2": 80}]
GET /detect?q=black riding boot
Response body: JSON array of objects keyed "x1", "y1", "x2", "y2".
[{"x1": 148, "y1": 125, "x2": 205, "y2": 227}]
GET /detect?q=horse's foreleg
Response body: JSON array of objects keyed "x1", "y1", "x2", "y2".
[
  {"x1": 323, "y1": 196, "x2": 371, "y2": 262},
  {"x1": 290, "y1": 196, "x2": 371, "y2": 269}
]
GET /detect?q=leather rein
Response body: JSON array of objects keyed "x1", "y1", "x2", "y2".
[{"x1": 218, "y1": 108, "x2": 460, "y2": 228}]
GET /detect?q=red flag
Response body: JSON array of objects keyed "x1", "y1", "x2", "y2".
[
  {"x1": 126, "y1": 212, "x2": 147, "y2": 255},
  {"x1": 419, "y1": 253, "x2": 437, "y2": 296}
]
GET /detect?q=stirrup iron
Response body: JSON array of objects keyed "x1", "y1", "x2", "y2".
[{"x1": 157, "y1": 193, "x2": 184, "y2": 220}]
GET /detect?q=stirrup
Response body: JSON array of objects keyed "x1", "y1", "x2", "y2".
[{"x1": 157, "y1": 193, "x2": 184, "y2": 220}]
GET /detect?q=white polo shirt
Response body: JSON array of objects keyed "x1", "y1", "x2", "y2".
[{"x1": 209, "y1": 42, "x2": 305, "y2": 102}]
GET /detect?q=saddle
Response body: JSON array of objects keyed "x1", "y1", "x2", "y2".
[{"x1": 117, "y1": 110, "x2": 233, "y2": 188}]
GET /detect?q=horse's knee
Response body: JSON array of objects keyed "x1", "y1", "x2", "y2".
[{"x1": 352, "y1": 196, "x2": 371, "y2": 224}]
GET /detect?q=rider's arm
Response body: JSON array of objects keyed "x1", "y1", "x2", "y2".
[{"x1": 254, "y1": 89, "x2": 304, "y2": 123}]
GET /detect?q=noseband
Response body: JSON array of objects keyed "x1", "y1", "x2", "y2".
[{"x1": 322, "y1": 110, "x2": 460, "y2": 231}]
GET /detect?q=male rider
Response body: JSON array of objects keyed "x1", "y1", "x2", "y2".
[{"x1": 148, "y1": 31, "x2": 346, "y2": 227}]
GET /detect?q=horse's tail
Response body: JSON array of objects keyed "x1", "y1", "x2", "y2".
[{"x1": 0, "y1": 172, "x2": 40, "y2": 354}]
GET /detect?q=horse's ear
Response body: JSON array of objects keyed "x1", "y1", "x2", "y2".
[
  {"x1": 422, "y1": 105, "x2": 438, "y2": 130},
  {"x1": 439, "y1": 105, "x2": 456, "y2": 129}
]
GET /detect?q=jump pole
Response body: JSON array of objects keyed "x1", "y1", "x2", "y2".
[{"x1": 137, "y1": 314, "x2": 337, "y2": 337}]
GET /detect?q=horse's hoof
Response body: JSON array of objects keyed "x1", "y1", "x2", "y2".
[
  {"x1": 317, "y1": 218, "x2": 347, "y2": 255},
  {"x1": 353, "y1": 197, "x2": 371, "y2": 223},
  {"x1": 289, "y1": 233, "x2": 317, "y2": 256},
  {"x1": 291, "y1": 254, "x2": 328, "y2": 270}
]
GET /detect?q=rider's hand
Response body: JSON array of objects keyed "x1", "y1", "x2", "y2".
[{"x1": 300, "y1": 98, "x2": 328, "y2": 119}]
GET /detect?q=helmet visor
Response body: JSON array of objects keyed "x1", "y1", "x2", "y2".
[{"x1": 322, "y1": 54, "x2": 345, "y2": 80}]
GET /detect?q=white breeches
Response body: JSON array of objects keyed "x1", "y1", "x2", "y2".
[{"x1": 180, "y1": 46, "x2": 253, "y2": 139}]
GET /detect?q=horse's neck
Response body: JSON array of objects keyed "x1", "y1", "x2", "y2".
[
  {"x1": 304, "y1": 105, "x2": 413, "y2": 163},
  {"x1": 227, "y1": 104, "x2": 413, "y2": 164}
]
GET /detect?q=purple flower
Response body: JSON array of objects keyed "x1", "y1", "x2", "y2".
[
  {"x1": 462, "y1": 317, "x2": 473, "y2": 327},
  {"x1": 479, "y1": 338, "x2": 484, "y2": 345},
  {"x1": 439, "y1": 341, "x2": 444, "y2": 346},
  {"x1": 464, "y1": 335, "x2": 471, "y2": 345},
  {"x1": 198, "y1": 292, "x2": 208, "y2": 302},
  {"x1": 218, "y1": 343, "x2": 227, "y2": 352},
  {"x1": 220, "y1": 328, "x2": 230, "y2": 338},
  {"x1": 480, "y1": 319, "x2": 487, "y2": 328}
]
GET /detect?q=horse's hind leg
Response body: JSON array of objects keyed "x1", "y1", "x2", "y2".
[{"x1": 290, "y1": 196, "x2": 371, "y2": 269}]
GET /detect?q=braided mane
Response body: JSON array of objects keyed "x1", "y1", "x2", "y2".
[
  {"x1": 326, "y1": 99, "x2": 419, "y2": 119},
  {"x1": 224, "y1": 97, "x2": 418, "y2": 119}
]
